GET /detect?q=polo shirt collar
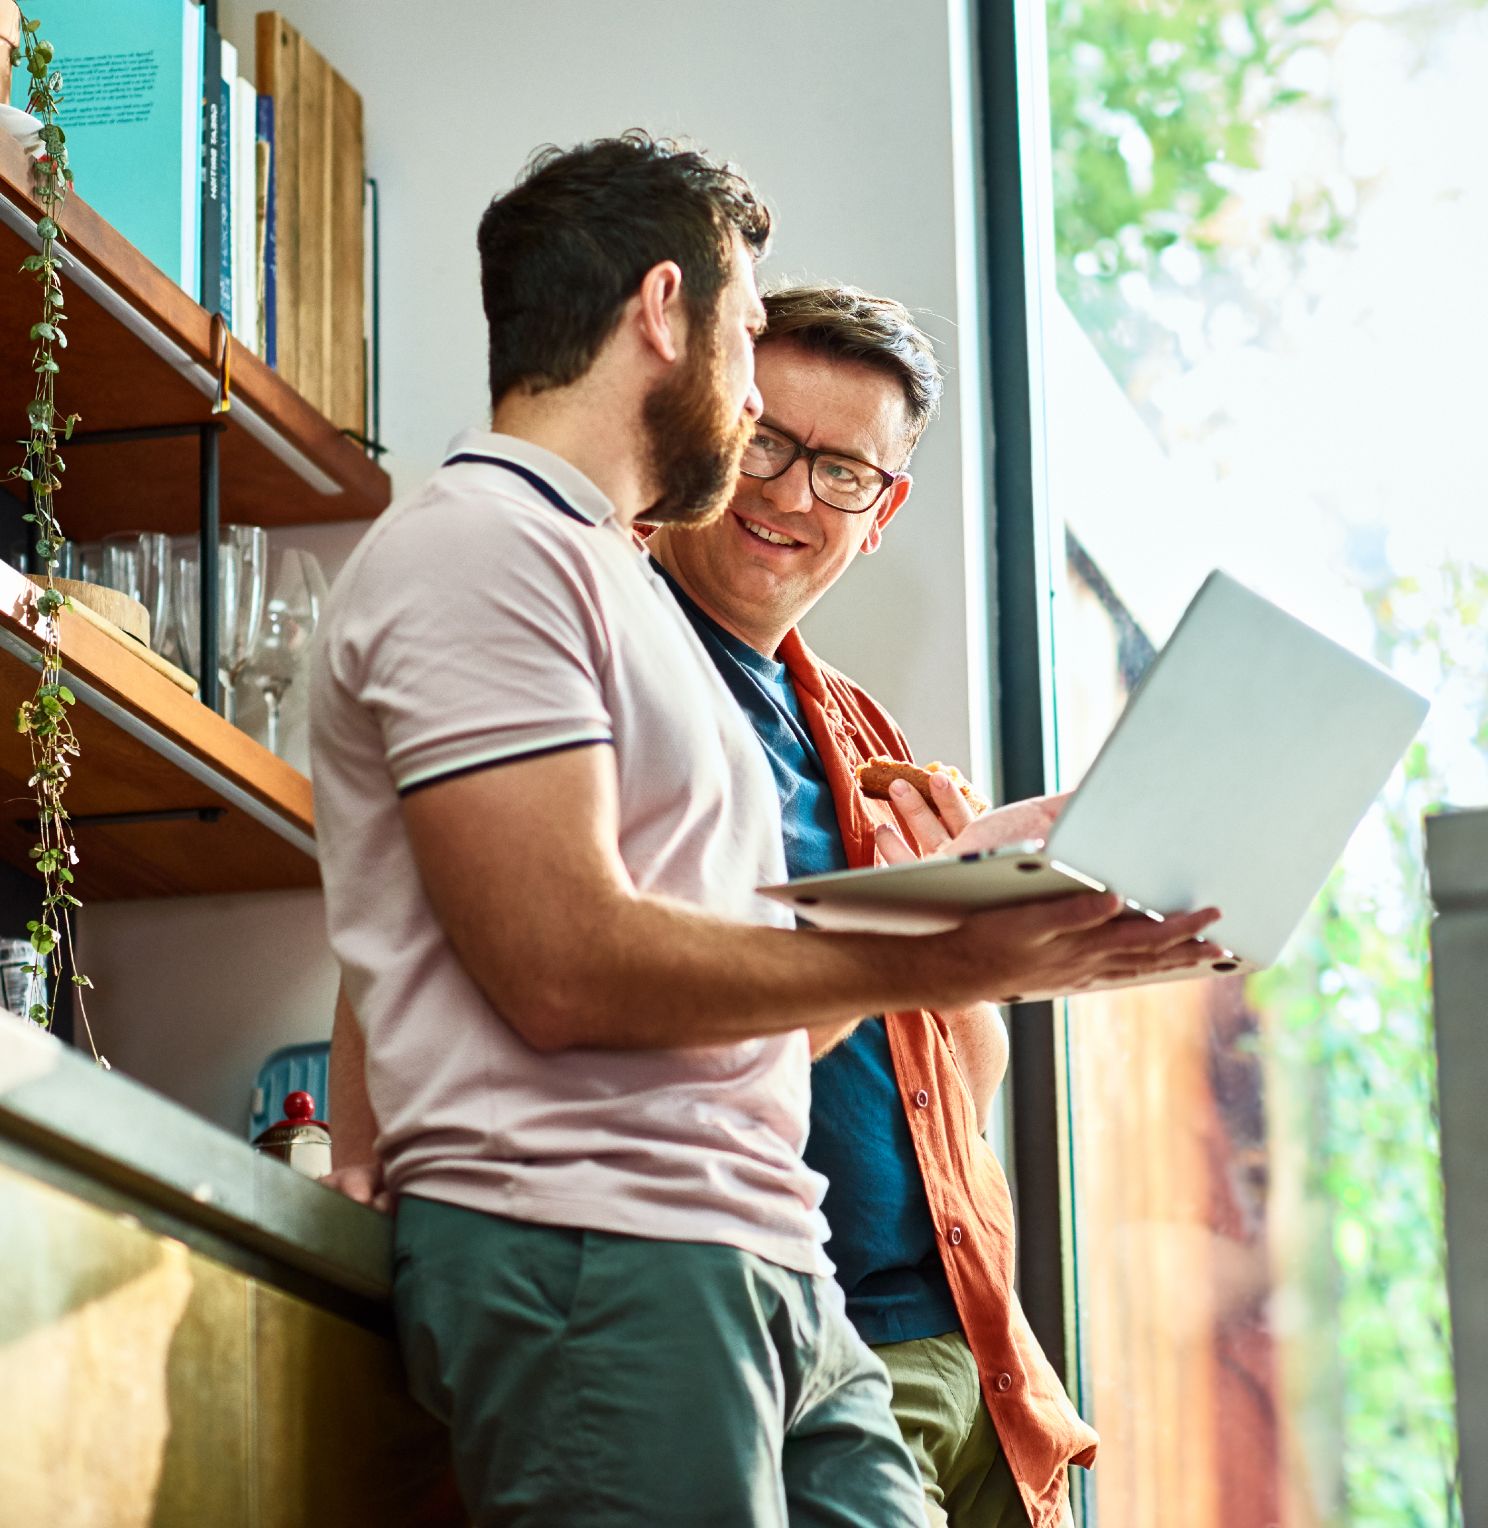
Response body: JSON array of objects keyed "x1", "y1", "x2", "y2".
[{"x1": 441, "y1": 427, "x2": 618, "y2": 527}]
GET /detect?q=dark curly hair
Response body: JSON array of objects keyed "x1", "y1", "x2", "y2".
[{"x1": 478, "y1": 131, "x2": 772, "y2": 407}]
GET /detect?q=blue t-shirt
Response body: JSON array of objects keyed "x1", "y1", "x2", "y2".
[{"x1": 656, "y1": 562, "x2": 960, "y2": 1346}]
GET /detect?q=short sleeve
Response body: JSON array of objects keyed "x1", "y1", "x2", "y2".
[{"x1": 334, "y1": 489, "x2": 614, "y2": 795}]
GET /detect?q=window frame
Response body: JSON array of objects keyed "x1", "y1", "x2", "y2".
[{"x1": 963, "y1": 0, "x2": 1079, "y2": 1393}]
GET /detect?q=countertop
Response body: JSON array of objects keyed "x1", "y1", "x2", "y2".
[{"x1": 0, "y1": 1011, "x2": 391, "y2": 1305}]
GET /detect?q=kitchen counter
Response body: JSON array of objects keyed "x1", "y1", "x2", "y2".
[
  {"x1": 0, "y1": 1011, "x2": 388, "y2": 1305},
  {"x1": 0, "y1": 1012, "x2": 463, "y2": 1526}
]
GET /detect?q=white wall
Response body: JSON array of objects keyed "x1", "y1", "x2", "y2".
[{"x1": 80, "y1": 0, "x2": 980, "y2": 1127}]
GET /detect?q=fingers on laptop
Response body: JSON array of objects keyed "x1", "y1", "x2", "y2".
[
  {"x1": 1095, "y1": 908, "x2": 1225, "y2": 975},
  {"x1": 1098, "y1": 906, "x2": 1220, "y2": 950},
  {"x1": 1025, "y1": 891, "x2": 1125, "y2": 934}
]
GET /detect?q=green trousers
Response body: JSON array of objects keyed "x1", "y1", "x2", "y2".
[
  {"x1": 392, "y1": 1196, "x2": 926, "y2": 1527},
  {"x1": 875, "y1": 1330, "x2": 1052, "y2": 1528}
]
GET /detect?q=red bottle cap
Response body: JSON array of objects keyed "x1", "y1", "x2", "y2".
[{"x1": 280, "y1": 1090, "x2": 323, "y2": 1125}]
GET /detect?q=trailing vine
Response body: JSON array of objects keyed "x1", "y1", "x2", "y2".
[{"x1": 6, "y1": 9, "x2": 103, "y2": 1063}]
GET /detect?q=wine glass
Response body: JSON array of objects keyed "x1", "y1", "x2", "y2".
[
  {"x1": 169, "y1": 525, "x2": 267, "y2": 723},
  {"x1": 57, "y1": 539, "x2": 104, "y2": 583},
  {"x1": 100, "y1": 531, "x2": 172, "y2": 652},
  {"x1": 250, "y1": 548, "x2": 328, "y2": 757},
  {"x1": 172, "y1": 539, "x2": 241, "y2": 707},
  {"x1": 220, "y1": 524, "x2": 269, "y2": 720}
]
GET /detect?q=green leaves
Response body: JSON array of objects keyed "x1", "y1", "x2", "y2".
[
  {"x1": 25, "y1": 920, "x2": 57, "y2": 957},
  {"x1": 11, "y1": 12, "x2": 93, "y2": 1046}
]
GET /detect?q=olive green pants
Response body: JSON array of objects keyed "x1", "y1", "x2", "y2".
[
  {"x1": 875, "y1": 1330, "x2": 1064, "y2": 1528},
  {"x1": 392, "y1": 1196, "x2": 926, "y2": 1527}
]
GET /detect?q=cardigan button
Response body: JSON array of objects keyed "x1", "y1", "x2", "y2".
[
  {"x1": 914, "y1": 1089, "x2": 930, "y2": 1109},
  {"x1": 996, "y1": 1372, "x2": 1013, "y2": 1393},
  {"x1": 949, "y1": 1225, "x2": 963, "y2": 1246}
]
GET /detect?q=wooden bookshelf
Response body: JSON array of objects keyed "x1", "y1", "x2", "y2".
[
  {"x1": 0, "y1": 129, "x2": 390, "y2": 540},
  {"x1": 0, "y1": 559, "x2": 317, "y2": 899}
]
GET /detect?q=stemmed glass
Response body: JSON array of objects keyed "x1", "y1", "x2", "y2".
[
  {"x1": 172, "y1": 539, "x2": 241, "y2": 706},
  {"x1": 170, "y1": 524, "x2": 268, "y2": 722},
  {"x1": 250, "y1": 548, "x2": 328, "y2": 757},
  {"x1": 221, "y1": 525, "x2": 268, "y2": 717},
  {"x1": 100, "y1": 531, "x2": 172, "y2": 653}
]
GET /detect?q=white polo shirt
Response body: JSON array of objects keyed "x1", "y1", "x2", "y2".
[{"x1": 311, "y1": 429, "x2": 830, "y2": 1274}]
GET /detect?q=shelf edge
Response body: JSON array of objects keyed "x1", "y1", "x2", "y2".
[
  {"x1": 0, "y1": 625, "x2": 317, "y2": 861},
  {"x1": 0, "y1": 185, "x2": 342, "y2": 499}
]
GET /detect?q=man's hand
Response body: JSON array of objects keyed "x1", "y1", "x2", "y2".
[
  {"x1": 320, "y1": 1159, "x2": 392, "y2": 1214},
  {"x1": 878, "y1": 773, "x2": 1071, "y2": 862},
  {"x1": 872, "y1": 770, "x2": 1224, "y2": 999},
  {"x1": 941, "y1": 892, "x2": 1224, "y2": 1004}
]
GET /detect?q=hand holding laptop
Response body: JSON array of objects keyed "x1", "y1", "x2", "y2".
[
  {"x1": 931, "y1": 892, "x2": 1223, "y2": 1005},
  {"x1": 876, "y1": 774, "x2": 1224, "y2": 998},
  {"x1": 763, "y1": 572, "x2": 1430, "y2": 994}
]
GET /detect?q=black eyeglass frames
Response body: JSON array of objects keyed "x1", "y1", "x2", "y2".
[{"x1": 738, "y1": 420, "x2": 899, "y2": 514}]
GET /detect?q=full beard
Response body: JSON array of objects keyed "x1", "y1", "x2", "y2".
[{"x1": 639, "y1": 332, "x2": 753, "y2": 529}]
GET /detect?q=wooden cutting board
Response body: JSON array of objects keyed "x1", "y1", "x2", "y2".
[
  {"x1": 25, "y1": 576, "x2": 198, "y2": 694},
  {"x1": 43, "y1": 577, "x2": 149, "y2": 645}
]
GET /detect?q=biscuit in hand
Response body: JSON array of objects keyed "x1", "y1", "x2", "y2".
[{"x1": 855, "y1": 757, "x2": 991, "y2": 816}]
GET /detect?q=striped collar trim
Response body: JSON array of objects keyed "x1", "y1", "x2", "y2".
[{"x1": 440, "y1": 430, "x2": 615, "y2": 526}]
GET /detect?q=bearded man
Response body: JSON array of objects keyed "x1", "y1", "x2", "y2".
[{"x1": 315, "y1": 138, "x2": 1220, "y2": 1527}]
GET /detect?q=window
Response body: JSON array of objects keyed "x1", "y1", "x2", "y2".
[{"x1": 990, "y1": 0, "x2": 1481, "y2": 1520}]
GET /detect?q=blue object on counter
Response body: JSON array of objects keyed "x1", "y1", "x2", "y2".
[{"x1": 249, "y1": 1039, "x2": 330, "y2": 1140}]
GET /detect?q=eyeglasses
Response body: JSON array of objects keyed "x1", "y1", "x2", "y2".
[{"x1": 738, "y1": 420, "x2": 900, "y2": 514}]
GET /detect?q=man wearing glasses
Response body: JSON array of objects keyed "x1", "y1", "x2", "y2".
[{"x1": 646, "y1": 284, "x2": 1092, "y2": 1528}]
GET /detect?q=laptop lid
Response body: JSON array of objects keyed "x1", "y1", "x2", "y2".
[{"x1": 1046, "y1": 570, "x2": 1429, "y2": 967}]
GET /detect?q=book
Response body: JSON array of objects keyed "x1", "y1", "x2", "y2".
[
  {"x1": 10, "y1": 0, "x2": 203, "y2": 295},
  {"x1": 255, "y1": 12, "x2": 296, "y2": 388},
  {"x1": 255, "y1": 93, "x2": 275, "y2": 366},
  {"x1": 328, "y1": 67, "x2": 364, "y2": 434},
  {"x1": 254, "y1": 12, "x2": 365, "y2": 426},
  {"x1": 363, "y1": 174, "x2": 379, "y2": 447},
  {"x1": 232, "y1": 76, "x2": 259, "y2": 351},
  {"x1": 215, "y1": 37, "x2": 235, "y2": 325},
  {"x1": 199, "y1": 20, "x2": 222, "y2": 313}
]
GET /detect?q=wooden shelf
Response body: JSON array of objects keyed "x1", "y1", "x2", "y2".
[
  {"x1": 0, "y1": 559, "x2": 318, "y2": 899},
  {"x1": 0, "y1": 130, "x2": 391, "y2": 540}
]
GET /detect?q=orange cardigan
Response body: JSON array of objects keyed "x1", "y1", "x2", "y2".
[{"x1": 778, "y1": 626, "x2": 1099, "y2": 1528}]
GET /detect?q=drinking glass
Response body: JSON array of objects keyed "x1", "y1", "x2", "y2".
[
  {"x1": 99, "y1": 531, "x2": 172, "y2": 652},
  {"x1": 54, "y1": 539, "x2": 103, "y2": 582},
  {"x1": 172, "y1": 540, "x2": 241, "y2": 710},
  {"x1": 250, "y1": 548, "x2": 328, "y2": 757},
  {"x1": 169, "y1": 524, "x2": 267, "y2": 723},
  {"x1": 221, "y1": 524, "x2": 269, "y2": 717}
]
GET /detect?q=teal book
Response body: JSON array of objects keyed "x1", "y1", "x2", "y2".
[{"x1": 10, "y1": 0, "x2": 203, "y2": 295}]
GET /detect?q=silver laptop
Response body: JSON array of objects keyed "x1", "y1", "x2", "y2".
[{"x1": 760, "y1": 570, "x2": 1430, "y2": 976}]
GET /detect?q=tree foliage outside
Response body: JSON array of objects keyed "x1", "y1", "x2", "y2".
[
  {"x1": 1044, "y1": 0, "x2": 1477, "y2": 1521},
  {"x1": 1252, "y1": 568, "x2": 1477, "y2": 1525}
]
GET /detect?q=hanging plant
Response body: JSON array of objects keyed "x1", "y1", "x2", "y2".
[{"x1": 6, "y1": 8, "x2": 104, "y2": 1064}]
